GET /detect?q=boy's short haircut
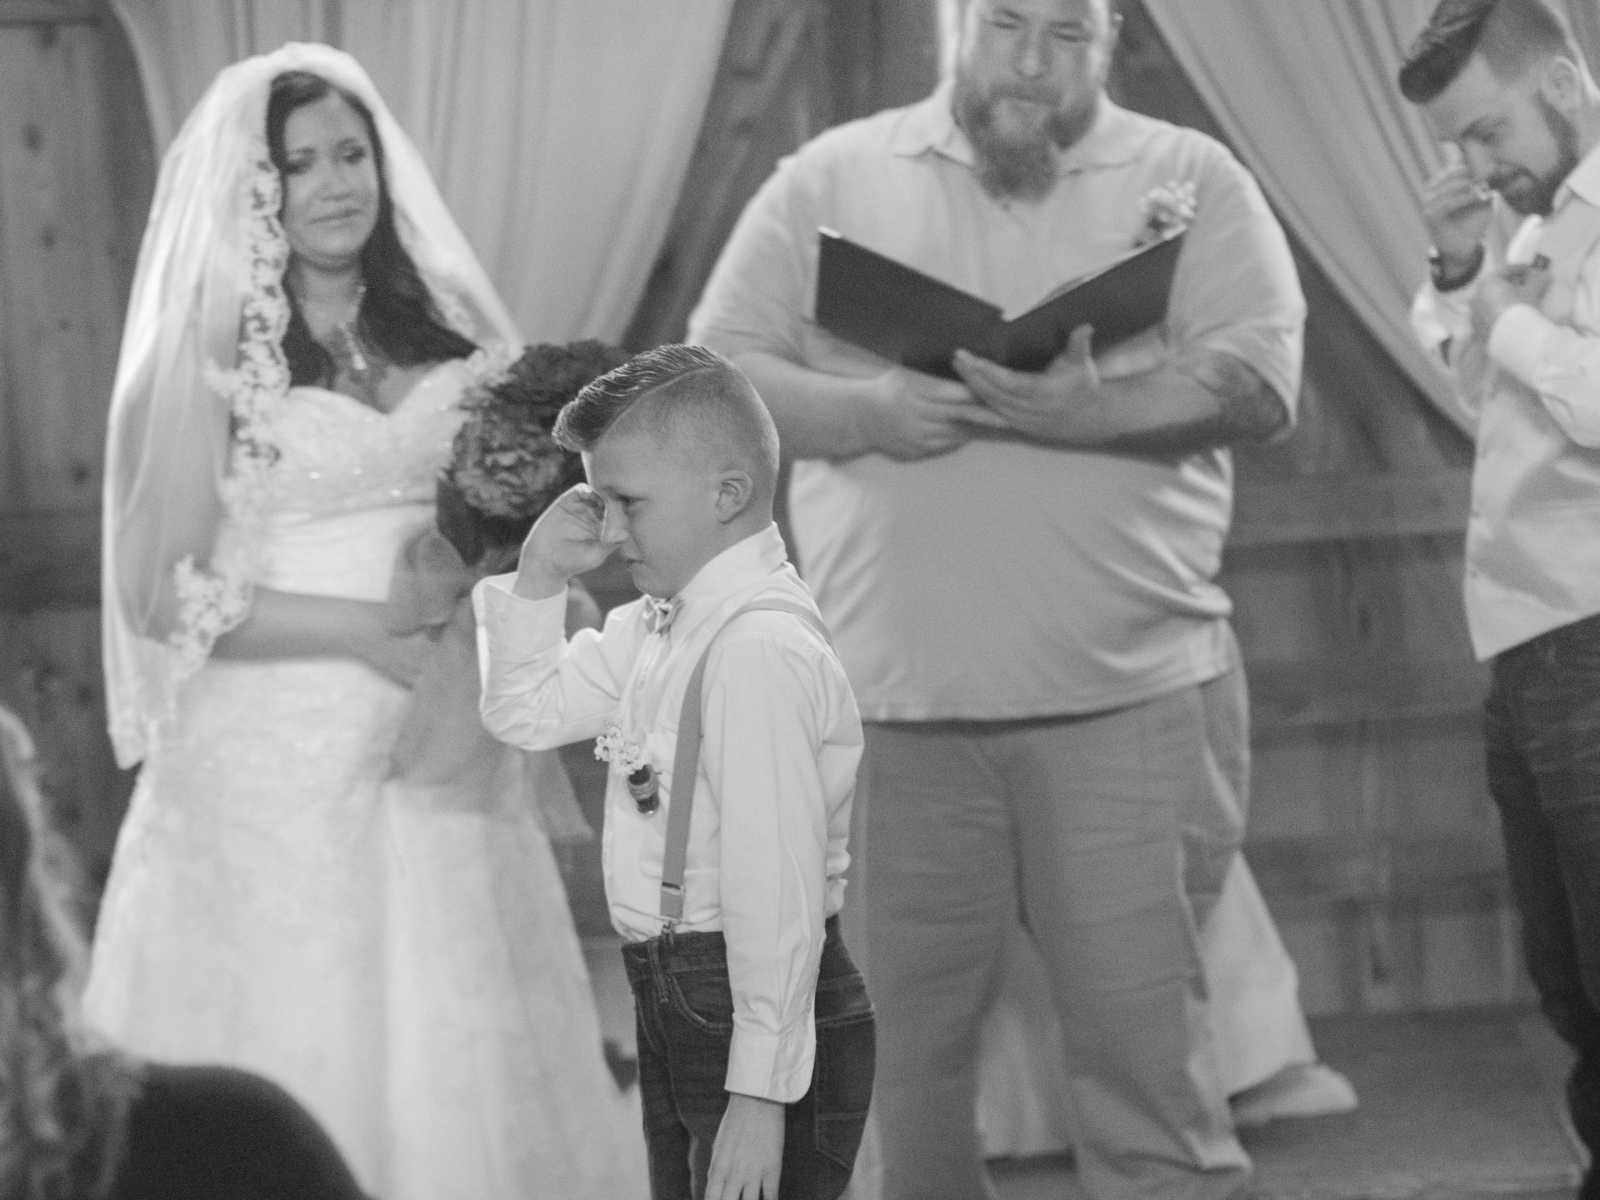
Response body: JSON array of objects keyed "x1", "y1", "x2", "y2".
[
  {"x1": 554, "y1": 343, "x2": 779, "y2": 485},
  {"x1": 1399, "y1": 0, "x2": 1576, "y2": 104}
]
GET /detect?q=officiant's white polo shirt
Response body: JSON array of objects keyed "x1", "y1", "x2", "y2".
[{"x1": 689, "y1": 85, "x2": 1304, "y2": 720}]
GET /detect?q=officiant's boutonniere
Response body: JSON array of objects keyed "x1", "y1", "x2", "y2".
[
  {"x1": 1135, "y1": 180, "x2": 1197, "y2": 247},
  {"x1": 595, "y1": 725, "x2": 659, "y2": 814}
]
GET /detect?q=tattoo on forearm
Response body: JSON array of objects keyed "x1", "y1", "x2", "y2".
[
  {"x1": 1096, "y1": 351, "x2": 1287, "y2": 457},
  {"x1": 1180, "y1": 351, "x2": 1288, "y2": 444}
]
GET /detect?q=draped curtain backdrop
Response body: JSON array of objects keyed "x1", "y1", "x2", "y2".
[
  {"x1": 1141, "y1": 0, "x2": 1600, "y2": 437},
  {"x1": 109, "y1": 0, "x2": 736, "y2": 343}
]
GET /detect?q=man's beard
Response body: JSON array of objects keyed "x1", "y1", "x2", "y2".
[
  {"x1": 953, "y1": 74, "x2": 1086, "y2": 202},
  {"x1": 1494, "y1": 94, "x2": 1581, "y2": 216}
]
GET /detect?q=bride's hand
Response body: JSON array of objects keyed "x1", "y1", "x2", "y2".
[{"x1": 359, "y1": 625, "x2": 439, "y2": 688}]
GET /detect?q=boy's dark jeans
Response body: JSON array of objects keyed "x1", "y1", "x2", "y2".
[
  {"x1": 1485, "y1": 613, "x2": 1600, "y2": 1190},
  {"x1": 621, "y1": 915, "x2": 875, "y2": 1200}
]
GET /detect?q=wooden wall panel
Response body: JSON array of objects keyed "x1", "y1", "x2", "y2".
[
  {"x1": 1224, "y1": 524, "x2": 1522, "y2": 1012},
  {"x1": 1118, "y1": 0, "x2": 1516, "y2": 1014},
  {"x1": 0, "y1": 508, "x2": 98, "y2": 608},
  {"x1": 0, "y1": 607, "x2": 132, "y2": 884},
  {"x1": 1226, "y1": 537, "x2": 1480, "y2": 721},
  {"x1": 0, "y1": 21, "x2": 135, "y2": 511},
  {"x1": 1220, "y1": 513, "x2": 1522, "y2": 1011},
  {"x1": 0, "y1": 8, "x2": 150, "y2": 879},
  {"x1": 624, "y1": 0, "x2": 827, "y2": 352},
  {"x1": 626, "y1": 0, "x2": 940, "y2": 351},
  {"x1": 822, "y1": 0, "x2": 942, "y2": 125}
]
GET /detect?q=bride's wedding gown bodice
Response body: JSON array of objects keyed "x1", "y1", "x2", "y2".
[
  {"x1": 237, "y1": 360, "x2": 466, "y2": 598},
  {"x1": 86, "y1": 360, "x2": 648, "y2": 1200},
  {"x1": 163, "y1": 365, "x2": 470, "y2": 851}
]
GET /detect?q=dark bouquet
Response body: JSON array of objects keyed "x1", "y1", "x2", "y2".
[
  {"x1": 437, "y1": 339, "x2": 629, "y2": 569},
  {"x1": 383, "y1": 338, "x2": 626, "y2": 825}
]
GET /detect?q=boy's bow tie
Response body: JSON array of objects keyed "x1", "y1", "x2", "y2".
[{"x1": 643, "y1": 595, "x2": 680, "y2": 635}]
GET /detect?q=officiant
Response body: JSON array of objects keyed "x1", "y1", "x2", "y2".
[{"x1": 687, "y1": 1, "x2": 1304, "y2": 1197}]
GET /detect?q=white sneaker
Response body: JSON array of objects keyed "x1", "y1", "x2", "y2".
[{"x1": 1229, "y1": 1062, "x2": 1359, "y2": 1128}]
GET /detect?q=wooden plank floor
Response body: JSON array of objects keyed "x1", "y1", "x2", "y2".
[{"x1": 991, "y1": 1007, "x2": 1582, "y2": 1199}]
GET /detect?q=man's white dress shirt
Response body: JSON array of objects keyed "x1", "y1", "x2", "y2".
[{"x1": 1413, "y1": 143, "x2": 1600, "y2": 659}]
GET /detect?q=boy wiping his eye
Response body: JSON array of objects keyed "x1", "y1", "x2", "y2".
[{"x1": 473, "y1": 343, "x2": 874, "y2": 1200}]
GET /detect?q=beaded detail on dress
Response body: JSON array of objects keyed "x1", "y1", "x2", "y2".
[{"x1": 262, "y1": 365, "x2": 466, "y2": 517}]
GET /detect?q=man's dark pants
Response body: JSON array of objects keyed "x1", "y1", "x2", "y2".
[
  {"x1": 621, "y1": 915, "x2": 875, "y2": 1200},
  {"x1": 1485, "y1": 613, "x2": 1600, "y2": 1197}
]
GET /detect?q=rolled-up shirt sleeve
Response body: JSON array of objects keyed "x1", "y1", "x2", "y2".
[
  {"x1": 473, "y1": 573, "x2": 638, "y2": 750},
  {"x1": 701, "y1": 629, "x2": 837, "y2": 1102}
]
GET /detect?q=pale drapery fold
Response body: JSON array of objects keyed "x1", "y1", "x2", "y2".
[
  {"x1": 109, "y1": 0, "x2": 735, "y2": 342},
  {"x1": 1142, "y1": 0, "x2": 1600, "y2": 437},
  {"x1": 1143, "y1": 0, "x2": 1465, "y2": 431}
]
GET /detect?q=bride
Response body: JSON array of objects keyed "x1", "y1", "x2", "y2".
[{"x1": 87, "y1": 42, "x2": 646, "y2": 1200}]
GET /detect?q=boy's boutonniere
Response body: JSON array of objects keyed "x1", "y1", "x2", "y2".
[
  {"x1": 595, "y1": 725, "x2": 659, "y2": 814},
  {"x1": 1135, "y1": 179, "x2": 1198, "y2": 248}
]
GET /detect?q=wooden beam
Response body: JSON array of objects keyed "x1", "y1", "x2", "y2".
[
  {"x1": 625, "y1": 0, "x2": 823, "y2": 349},
  {"x1": 0, "y1": 0, "x2": 100, "y2": 25},
  {"x1": 1248, "y1": 655, "x2": 1488, "y2": 730},
  {"x1": 0, "y1": 509, "x2": 97, "y2": 609},
  {"x1": 1230, "y1": 469, "x2": 1471, "y2": 548},
  {"x1": 1247, "y1": 831, "x2": 1509, "y2": 912}
]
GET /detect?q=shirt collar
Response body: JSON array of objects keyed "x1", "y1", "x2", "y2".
[
  {"x1": 651, "y1": 522, "x2": 790, "y2": 642},
  {"x1": 889, "y1": 80, "x2": 1149, "y2": 176},
  {"x1": 1556, "y1": 140, "x2": 1600, "y2": 212}
]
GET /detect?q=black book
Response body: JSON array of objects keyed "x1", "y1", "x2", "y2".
[{"x1": 813, "y1": 227, "x2": 1184, "y2": 380}]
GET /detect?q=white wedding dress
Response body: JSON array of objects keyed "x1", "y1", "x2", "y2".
[{"x1": 85, "y1": 361, "x2": 647, "y2": 1200}]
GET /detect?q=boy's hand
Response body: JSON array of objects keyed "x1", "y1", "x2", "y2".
[
  {"x1": 513, "y1": 484, "x2": 614, "y2": 601},
  {"x1": 706, "y1": 1093, "x2": 784, "y2": 1199}
]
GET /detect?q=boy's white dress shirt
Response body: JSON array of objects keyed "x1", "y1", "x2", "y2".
[{"x1": 473, "y1": 523, "x2": 863, "y2": 1103}]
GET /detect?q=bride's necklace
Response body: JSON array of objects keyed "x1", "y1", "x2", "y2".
[
  {"x1": 317, "y1": 282, "x2": 387, "y2": 410},
  {"x1": 338, "y1": 282, "x2": 369, "y2": 379}
]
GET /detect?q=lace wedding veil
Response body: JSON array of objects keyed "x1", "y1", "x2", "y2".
[{"x1": 101, "y1": 41, "x2": 519, "y2": 768}]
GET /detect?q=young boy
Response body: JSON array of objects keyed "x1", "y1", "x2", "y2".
[{"x1": 473, "y1": 343, "x2": 873, "y2": 1200}]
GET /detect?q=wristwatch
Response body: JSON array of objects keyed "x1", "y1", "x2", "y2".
[{"x1": 1429, "y1": 243, "x2": 1484, "y2": 293}]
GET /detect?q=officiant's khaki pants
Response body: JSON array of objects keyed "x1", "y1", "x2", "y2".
[{"x1": 852, "y1": 664, "x2": 1253, "y2": 1200}]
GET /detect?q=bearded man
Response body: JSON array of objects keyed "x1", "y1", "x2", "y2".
[
  {"x1": 1404, "y1": 5, "x2": 1600, "y2": 1198},
  {"x1": 689, "y1": 2, "x2": 1303, "y2": 1196}
]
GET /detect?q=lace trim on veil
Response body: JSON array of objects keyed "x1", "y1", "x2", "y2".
[
  {"x1": 103, "y1": 41, "x2": 529, "y2": 769},
  {"x1": 172, "y1": 144, "x2": 289, "y2": 684}
]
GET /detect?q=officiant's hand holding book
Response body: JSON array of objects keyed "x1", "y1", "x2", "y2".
[
  {"x1": 813, "y1": 224, "x2": 1185, "y2": 381},
  {"x1": 948, "y1": 325, "x2": 1104, "y2": 445}
]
